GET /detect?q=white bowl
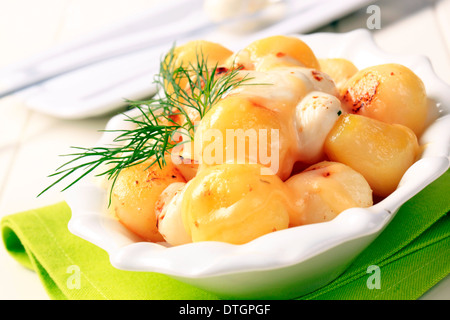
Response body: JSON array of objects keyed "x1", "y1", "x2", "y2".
[{"x1": 65, "y1": 29, "x2": 450, "y2": 299}]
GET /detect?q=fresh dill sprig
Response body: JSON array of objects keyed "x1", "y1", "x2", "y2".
[{"x1": 38, "y1": 45, "x2": 251, "y2": 200}]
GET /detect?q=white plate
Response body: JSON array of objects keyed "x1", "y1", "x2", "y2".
[{"x1": 64, "y1": 29, "x2": 450, "y2": 299}]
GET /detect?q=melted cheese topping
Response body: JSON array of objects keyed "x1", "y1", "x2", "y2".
[
  {"x1": 224, "y1": 63, "x2": 342, "y2": 168},
  {"x1": 227, "y1": 69, "x2": 309, "y2": 113},
  {"x1": 295, "y1": 92, "x2": 343, "y2": 164}
]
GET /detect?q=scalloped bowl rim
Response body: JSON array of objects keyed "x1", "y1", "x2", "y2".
[{"x1": 65, "y1": 29, "x2": 450, "y2": 280}]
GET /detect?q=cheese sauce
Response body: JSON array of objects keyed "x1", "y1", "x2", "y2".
[{"x1": 222, "y1": 61, "x2": 342, "y2": 173}]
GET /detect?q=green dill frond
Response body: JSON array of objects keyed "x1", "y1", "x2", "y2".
[{"x1": 38, "y1": 43, "x2": 252, "y2": 200}]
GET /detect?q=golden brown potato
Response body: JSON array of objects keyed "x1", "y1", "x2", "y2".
[
  {"x1": 318, "y1": 58, "x2": 358, "y2": 90},
  {"x1": 340, "y1": 63, "x2": 428, "y2": 136},
  {"x1": 181, "y1": 163, "x2": 291, "y2": 244},
  {"x1": 324, "y1": 114, "x2": 419, "y2": 197},
  {"x1": 109, "y1": 156, "x2": 186, "y2": 242},
  {"x1": 193, "y1": 95, "x2": 296, "y2": 180},
  {"x1": 166, "y1": 40, "x2": 234, "y2": 122},
  {"x1": 285, "y1": 161, "x2": 373, "y2": 226}
]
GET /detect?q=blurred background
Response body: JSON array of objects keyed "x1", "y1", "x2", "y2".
[{"x1": 0, "y1": 0, "x2": 449, "y2": 299}]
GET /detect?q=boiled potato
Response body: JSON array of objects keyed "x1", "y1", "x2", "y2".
[
  {"x1": 340, "y1": 63, "x2": 428, "y2": 136},
  {"x1": 285, "y1": 161, "x2": 373, "y2": 226},
  {"x1": 319, "y1": 58, "x2": 358, "y2": 90},
  {"x1": 165, "y1": 40, "x2": 234, "y2": 124},
  {"x1": 324, "y1": 114, "x2": 419, "y2": 197},
  {"x1": 181, "y1": 163, "x2": 291, "y2": 244},
  {"x1": 229, "y1": 35, "x2": 320, "y2": 71},
  {"x1": 172, "y1": 39, "x2": 233, "y2": 70},
  {"x1": 194, "y1": 95, "x2": 296, "y2": 180},
  {"x1": 109, "y1": 156, "x2": 186, "y2": 242}
]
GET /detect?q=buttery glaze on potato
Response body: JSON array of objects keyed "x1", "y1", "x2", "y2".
[
  {"x1": 181, "y1": 163, "x2": 292, "y2": 244},
  {"x1": 104, "y1": 35, "x2": 431, "y2": 246}
]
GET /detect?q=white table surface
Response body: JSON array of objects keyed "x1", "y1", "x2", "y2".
[{"x1": 0, "y1": 0, "x2": 449, "y2": 300}]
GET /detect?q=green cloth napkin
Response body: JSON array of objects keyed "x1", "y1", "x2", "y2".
[{"x1": 2, "y1": 171, "x2": 449, "y2": 300}]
